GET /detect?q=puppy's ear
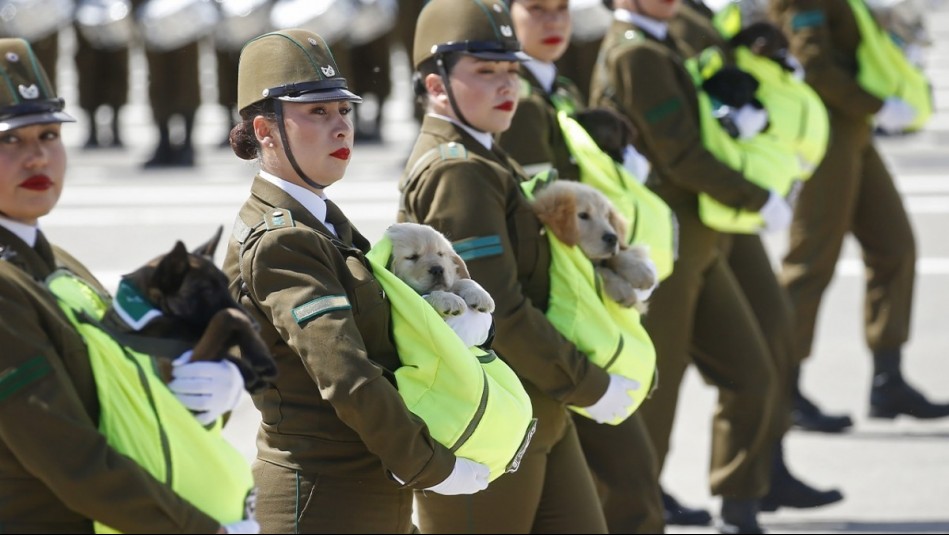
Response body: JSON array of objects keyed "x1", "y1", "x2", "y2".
[
  {"x1": 450, "y1": 250, "x2": 471, "y2": 279},
  {"x1": 534, "y1": 189, "x2": 580, "y2": 246},
  {"x1": 192, "y1": 225, "x2": 224, "y2": 259},
  {"x1": 609, "y1": 205, "x2": 630, "y2": 247},
  {"x1": 152, "y1": 241, "x2": 191, "y2": 295}
]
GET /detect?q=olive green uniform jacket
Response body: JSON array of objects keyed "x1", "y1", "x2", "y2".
[
  {"x1": 398, "y1": 115, "x2": 609, "y2": 533},
  {"x1": 590, "y1": 19, "x2": 778, "y2": 499},
  {"x1": 0, "y1": 227, "x2": 220, "y2": 534},
  {"x1": 223, "y1": 177, "x2": 455, "y2": 532},
  {"x1": 769, "y1": 0, "x2": 914, "y2": 359},
  {"x1": 498, "y1": 66, "x2": 665, "y2": 534}
]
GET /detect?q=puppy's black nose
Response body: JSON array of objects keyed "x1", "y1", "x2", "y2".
[
  {"x1": 602, "y1": 233, "x2": 618, "y2": 248},
  {"x1": 429, "y1": 265, "x2": 444, "y2": 277}
]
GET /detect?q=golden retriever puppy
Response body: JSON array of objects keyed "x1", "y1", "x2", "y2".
[
  {"x1": 386, "y1": 223, "x2": 495, "y2": 318},
  {"x1": 530, "y1": 181, "x2": 657, "y2": 312}
]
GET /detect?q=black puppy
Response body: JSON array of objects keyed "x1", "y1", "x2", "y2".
[
  {"x1": 104, "y1": 226, "x2": 277, "y2": 394},
  {"x1": 574, "y1": 107, "x2": 639, "y2": 163},
  {"x1": 730, "y1": 21, "x2": 796, "y2": 73}
]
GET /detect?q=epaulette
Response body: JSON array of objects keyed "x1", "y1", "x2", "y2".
[
  {"x1": 264, "y1": 208, "x2": 295, "y2": 230},
  {"x1": 437, "y1": 142, "x2": 468, "y2": 161},
  {"x1": 621, "y1": 28, "x2": 645, "y2": 42}
]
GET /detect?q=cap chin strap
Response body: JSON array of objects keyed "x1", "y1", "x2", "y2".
[
  {"x1": 436, "y1": 55, "x2": 476, "y2": 130},
  {"x1": 273, "y1": 99, "x2": 330, "y2": 190}
]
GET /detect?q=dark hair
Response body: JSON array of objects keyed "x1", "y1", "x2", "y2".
[
  {"x1": 229, "y1": 100, "x2": 277, "y2": 161},
  {"x1": 413, "y1": 53, "x2": 465, "y2": 104}
]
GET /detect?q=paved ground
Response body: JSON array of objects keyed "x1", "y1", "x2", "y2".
[{"x1": 37, "y1": 5, "x2": 949, "y2": 532}]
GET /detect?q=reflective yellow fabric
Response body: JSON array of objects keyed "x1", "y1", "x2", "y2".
[
  {"x1": 365, "y1": 237, "x2": 535, "y2": 481},
  {"x1": 45, "y1": 270, "x2": 253, "y2": 534}
]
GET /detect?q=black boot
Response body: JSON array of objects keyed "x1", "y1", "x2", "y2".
[
  {"x1": 760, "y1": 441, "x2": 843, "y2": 512},
  {"x1": 109, "y1": 114, "x2": 124, "y2": 148},
  {"x1": 661, "y1": 490, "x2": 711, "y2": 526},
  {"x1": 83, "y1": 118, "x2": 99, "y2": 150},
  {"x1": 718, "y1": 498, "x2": 765, "y2": 534},
  {"x1": 791, "y1": 367, "x2": 853, "y2": 433},
  {"x1": 869, "y1": 350, "x2": 949, "y2": 419},
  {"x1": 171, "y1": 113, "x2": 196, "y2": 167},
  {"x1": 143, "y1": 122, "x2": 175, "y2": 169}
]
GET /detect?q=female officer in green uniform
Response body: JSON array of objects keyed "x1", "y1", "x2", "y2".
[
  {"x1": 498, "y1": 1, "x2": 665, "y2": 532},
  {"x1": 222, "y1": 29, "x2": 491, "y2": 533},
  {"x1": 589, "y1": 0, "x2": 796, "y2": 531},
  {"x1": 399, "y1": 0, "x2": 618, "y2": 531},
  {"x1": 0, "y1": 37, "x2": 250, "y2": 534}
]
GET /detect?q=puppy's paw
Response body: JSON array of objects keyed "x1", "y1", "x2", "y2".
[
  {"x1": 425, "y1": 290, "x2": 468, "y2": 317},
  {"x1": 596, "y1": 266, "x2": 641, "y2": 309},
  {"x1": 612, "y1": 246, "x2": 657, "y2": 290},
  {"x1": 452, "y1": 279, "x2": 496, "y2": 313}
]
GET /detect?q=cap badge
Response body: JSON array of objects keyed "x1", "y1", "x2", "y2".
[
  {"x1": 321, "y1": 65, "x2": 335, "y2": 77},
  {"x1": 5, "y1": 52, "x2": 18, "y2": 62},
  {"x1": 500, "y1": 25, "x2": 513, "y2": 37},
  {"x1": 493, "y1": 3, "x2": 502, "y2": 12},
  {"x1": 308, "y1": 37, "x2": 318, "y2": 46},
  {"x1": 18, "y1": 84, "x2": 39, "y2": 99}
]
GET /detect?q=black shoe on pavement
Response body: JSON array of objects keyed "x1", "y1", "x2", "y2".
[
  {"x1": 869, "y1": 373, "x2": 949, "y2": 419},
  {"x1": 662, "y1": 490, "x2": 712, "y2": 526},
  {"x1": 792, "y1": 391, "x2": 854, "y2": 433},
  {"x1": 760, "y1": 472, "x2": 843, "y2": 512},
  {"x1": 718, "y1": 498, "x2": 765, "y2": 534}
]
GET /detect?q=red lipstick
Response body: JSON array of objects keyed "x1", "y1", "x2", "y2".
[
  {"x1": 330, "y1": 148, "x2": 351, "y2": 160},
  {"x1": 542, "y1": 36, "x2": 564, "y2": 45},
  {"x1": 20, "y1": 175, "x2": 53, "y2": 191},
  {"x1": 495, "y1": 101, "x2": 515, "y2": 111}
]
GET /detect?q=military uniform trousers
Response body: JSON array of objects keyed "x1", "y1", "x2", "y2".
[
  {"x1": 573, "y1": 412, "x2": 665, "y2": 534},
  {"x1": 724, "y1": 234, "x2": 797, "y2": 442},
  {"x1": 780, "y1": 112, "x2": 916, "y2": 363},
  {"x1": 253, "y1": 459, "x2": 416, "y2": 534},
  {"x1": 75, "y1": 31, "x2": 129, "y2": 114},
  {"x1": 415, "y1": 414, "x2": 608, "y2": 534},
  {"x1": 30, "y1": 32, "x2": 58, "y2": 89},
  {"x1": 145, "y1": 42, "x2": 201, "y2": 122},
  {"x1": 638, "y1": 198, "x2": 778, "y2": 499}
]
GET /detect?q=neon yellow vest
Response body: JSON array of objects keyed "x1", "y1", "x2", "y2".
[
  {"x1": 521, "y1": 173, "x2": 657, "y2": 425},
  {"x1": 685, "y1": 47, "x2": 804, "y2": 234},
  {"x1": 848, "y1": 0, "x2": 932, "y2": 131},
  {"x1": 549, "y1": 94, "x2": 678, "y2": 282},
  {"x1": 734, "y1": 46, "x2": 830, "y2": 170},
  {"x1": 364, "y1": 238, "x2": 535, "y2": 481},
  {"x1": 712, "y1": 1, "x2": 743, "y2": 39},
  {"x1": 45, "y1": 270, "x2": 254, "y2": 534}
]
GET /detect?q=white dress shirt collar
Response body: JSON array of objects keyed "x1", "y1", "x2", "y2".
[
  {"x1": 0, "y1": 214, "x2": 38, "y2": 247},
  {"x1": 258, "y1": 170, "x2": 337, "y2": 237},
  {"x1": 428, "y1": 113, "x2": 494, "y2": 151},
  {"x1": 523, "y1": 58, "x2": 558, "y2": 94},
  {"x1": 614, "y1": 8, "x2": 669, "y2": 41}
]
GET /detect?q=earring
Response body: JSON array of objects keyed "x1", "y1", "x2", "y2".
[{"x1": 268, "y1": 142, "x2": 274, "y2": 148}]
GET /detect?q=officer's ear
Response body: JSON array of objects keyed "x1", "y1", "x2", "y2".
[
  {"x1": 424, "y1": 73, "x2": 449, "y2": 103},
  {"x1": 253, "y1": 115, "x2": 277, "y2": 148}
]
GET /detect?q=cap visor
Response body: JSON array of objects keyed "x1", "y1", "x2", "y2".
[
  {"x1": 0, "y1": 111, "x2": 76, "y2": 132},
  {"x1": 278, "y1": 88, "x2": 363, "y2": 104},
  {"x1": 468, "y1": 51, "x2": 525, "y2": 62}
]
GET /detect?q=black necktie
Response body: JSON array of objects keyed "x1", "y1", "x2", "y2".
[
  {"x1": 324, "y1": 199, "x2": 353, "y2": 245},
  {"x1": 34, "y1": 230, "x2": 56, "y2": 272}
]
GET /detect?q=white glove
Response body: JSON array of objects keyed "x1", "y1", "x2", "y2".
[
  {"x1": 759, "y1": 190, "x2": 793, "y2": 234},
  {"x1": 732, "y1": 104, "x2": 769, "y2": 139},
  {"x1": 875, "y1": 97, "x2": 917, "y2": 134},
  {"x1": 222, "y1": 519, "x2": 260, "y2": 534},
  {"x1": 583, "y1": 374, "x2": 641, "y2": 424},
  {"x1": 622, "y1": 144, "x2": 651, "y2": 184},
  {"x1": 169, "y1": 354, "x2": 245, "y2": 426},
  {"x1": 631, "y1": 256, "x2": 659, "y2": 303},
  {"x1": 425, "y1": 457, "x2": 490, "y2": 495},
  {"x1": 444, "y1": 307, "x2": 493, "y2": 347}
]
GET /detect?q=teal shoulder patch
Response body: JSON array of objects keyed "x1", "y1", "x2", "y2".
[
  {"x1": 438, "y1": 142, "x2": 468, "y2": 161},
  {"x1": 292, "y1": 295, "x2": 351, "y2": 324},
  {"x1": 791, "y1": 10, "x2": 825, "y2": 31},
  {"x1": 0, "y1": 356, "x2": 51, "y2": 403},
  {"x1": 622, "y1": 28, "x2": 644, "y2": 42},
  {"x1": 645, "y1": 97, "x2": 682, "y2": 124},
  {"x1": 453, "y1": 235, "x2": 503, "y2": 262},
  {"x1": 265, "y1": 209, "x2": 295, "y2": 231}
]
